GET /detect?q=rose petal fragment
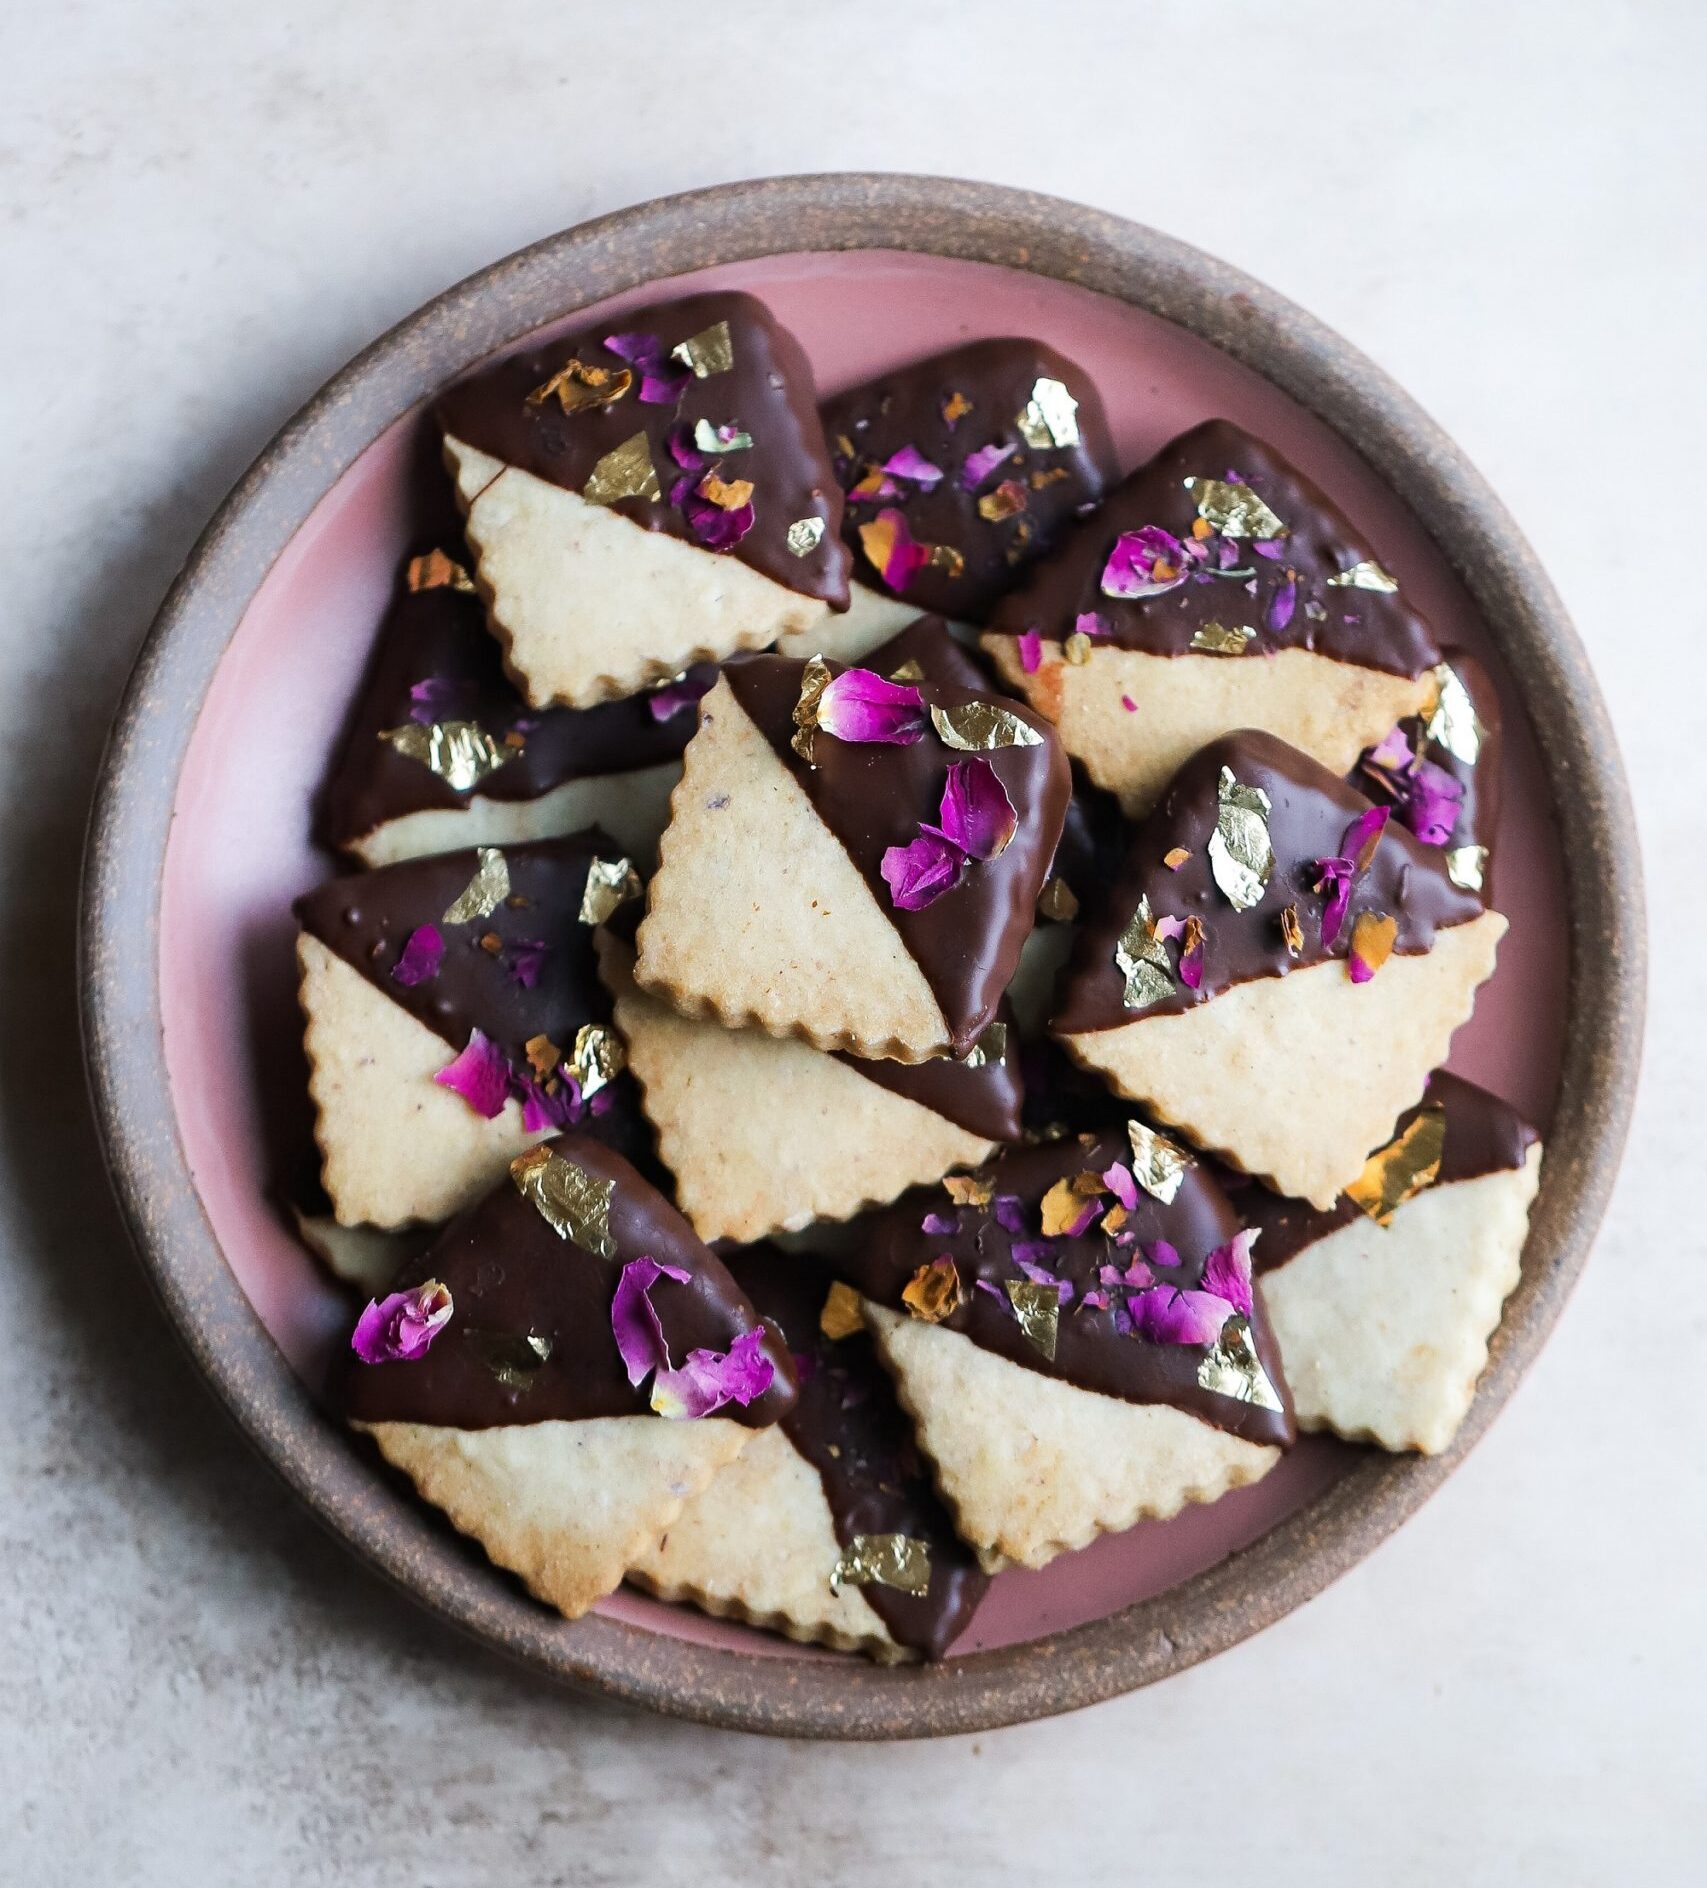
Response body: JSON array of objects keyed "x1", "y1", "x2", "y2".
[
  {"x1": 816, "y1": 668, "x2": 928, "y2": 746},
  {"x1": 936, "y1": 758, "x2": 1016, "y2": 861},
  {"x1": 433, "y1": 1029, "x2": 511, "y2": 1119},
  {"x1": 352, "y1": 1280, "x2": 453, "y2": 1364},
  {"x1": 391, "y1": 924, "x2": 444, "y2": 987}
]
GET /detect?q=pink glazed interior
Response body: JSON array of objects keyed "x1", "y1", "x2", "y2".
[{"x1": 159, "y1": 250, "x2": 1567, "y2": 1658}]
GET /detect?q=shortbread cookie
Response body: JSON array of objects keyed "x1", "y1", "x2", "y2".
[
  {"x1": 634, "y1": 656, "x2": 1068, "y2": 1061},
  {"x1": 984, "y1": 419, "x2": 1441, "y2": 813},
  {"x1": 345, "y1": 1135, "x2": 797, "y2": 1617},
  {"x1": 1246, "y1": 1073, "x2": 1542, "y2": 1453},
  {"x1": 600, "y1": 930, "x2": 1017, "y2": 1242},
  {"x1": 317, "y1": 547, "x2": 710, "y2": 866},
  {"x1": 437, "y1": 291, "x2": 850, "y2": 707},
  {"x1": 289, "y1": 1193, "x2": 424, "y2": 1296},
  {"x1": 1354, "y1": 646, "x2": 1503, "y2": 904},
  {"x1": 843, "y1": 1129, "x2": 1291, "y2": 1569},
  {"x1": 631, "y1": 1245, "x2": 988, "y2": 1659},
  {"x1": 296, "y1": 832, "x2": 652, "y2": 1227},
  {"x1": 1053, "y1": 732, "x2": 1503, "y2": 1208}
]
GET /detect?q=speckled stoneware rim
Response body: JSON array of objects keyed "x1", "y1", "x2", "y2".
[{"x1": 80, "y1": 174, "x2": 1644, "y2": 1740}]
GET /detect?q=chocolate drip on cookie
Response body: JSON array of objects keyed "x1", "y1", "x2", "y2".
[
  {"x1": 836, "y1": 1001, "x2": 1025, "y2": 1143},
  {"x1": 436, "y1": 291, "x2": 850, "y2": 605},
  {"x1": 989, "y1": 418, "x2": 1441, "y2": 678},
  {"x1": 342, "y1": 1137, "x2": 796, "y2": 1431},
  {"x1": 838, "y1": 1133, "x2": 1293, "y2": 1447},
  {"x1": 1053, "y1": 731, "x2": 1484, "y2": 1033},
  {"x1": 723, "y1": 1244, "x2": 989, "y2": 1658},
  {"x1": 822, "y1": 338, "x2": 1118, "y2": 617},
  {"x1": 857, "y1": 612, "x2": 996, "y2": 693},
  {"x1": 721, "y1": 654, "x2": 1070, "y2": 1054}
]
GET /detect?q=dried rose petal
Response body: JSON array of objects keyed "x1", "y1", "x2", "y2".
[
  {"x1": 881, "y1": 830, "x2": 965, "y2": 911},
  {"x1": 935, "y1": 758, "x2": 1017, "y2": 862},
  {"x1": 352, "y1": 1279, "x2": 453, "y2": 1364},
  {"x1": 1073, "y1": 611, "x2": 1112, "y2": 640},
  {"x1": 993, "y1": 1194, "x2": 1027, "y2": 1234},
  {"x1": 1201, "y1": 1228, "x2": 1257, "y2": 1318},
  {"x1": 408, "y1": 676, "x2": 472, "y2": 725},
  {"x1": 857, "y1": 508, "x2": 935, "y2": 592},
  {"x1": 1313, "y1": 805, "x2": 1392, "y2": 947},
  {"x1": 960, "y1": 441, "x2": 1014, "y2": 489},
  {"x1": 517, "y1": 1072, "x2": 582, "y2": 1134},
  {"x1": 1101, "y1": 1163, "x2": 1139, "y2": 1212},
  {"x1": 651, "y1": 1326, "x2": 777, "y2": 1420},
  {"x1": 433, "y1": 1029, "x2": 511, "y2": 1118},
  {"x1": 391, "y1": 924, "x2": 444, "y2": 988},
  {"x1": 648, "y1": 672, "x2": 715, "y2": 723},
  {"x1": 1266, "y1": 577, "x2": 1297, "y2": 632},
  {"x1": 1128, "y1": 1285, "x2": 1232, "y2": 1347},
  {"x1": 679, "y1": 486, "x2": 756, "y2": 550},
  {"x1": 1018, "y1": 629, "x2": 1044, "y2": 674},
  {"x1": 816, "y1": 668, "x2": 928, "y2": 745},
  {"x1": 611, "y1": 1256, "x2": 693, "y2": 1388},
  {"x1": 1101, "y1": 525, "x2": 1190, "y2": 599},
  {"x1": 882, "y1": 444, "x2": 945, "y2": 488},
  {"x1": 1013, "y1": 1255, "x2": 1074, "y2": 1304},
  {"x1": 666, "y1": 424, "x2": 709, "y2": 473},
  {"x1": 507, "y1": 939, "x2": 548, "y2": 989},
  {"x1": 1403, "y1": 758, "x2": 1464, "y2": 847},
  {"x1": 603, "y1": 331, "x2": 687, "y2": 405}
]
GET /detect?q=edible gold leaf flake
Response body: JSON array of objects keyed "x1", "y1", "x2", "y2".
[
  {"x1": 698, "y1": 471, "x2": 754, "y2": 510},
  {"x1": 579, "y1": 855, "x2": 642, "y2": 925},
  {"x1": 1063, "y1": 631, "x2": 1092, "y2": 665},
  {"x1": 570, "y1": 1023, "x2": 626, "y2": 1100},
  {"x1": 1326, "y1": 558, "x2": 1399, "y2": 593},
  {"x1": 1280, "y1": 903, "x2": 1304, "y2": 958},
  {"x1": 888, "y1": 657, "x2": 926, "y2": 683},
  {"x1": 380, "y1": 721, "x2": 511, "y2": 793},
  {"x1": 1037, "y1": 877, "x2": 1079, "y2": 922},
  {"x1": 509, "y1": 1145, "x2": 617, "y2": 1258},
  {"x1": 527, "y1": 357, "x2": 633, "y2": 413},
  {"x1": 442, "y1": 847, "x2": 511, "y2": 923},
  {"x1": 1114, "y1": 895, "x2": 1176, "y2": 1011},
  {"x1": 1425, "y1": 661, "x2": 1485, "y2": 766},
  {"x1": 1207, "y1": 767, "x2": 1275, "y2": 911},
  {"x1": 942, "y1": 390, "x2": 973, "y2": 424},
  {"x1": 1004, "y1": 1279, "x2": 1060, "y2": 1360},
  {"x1": 942, "y1": 1173, "x2": 994, "y2": 1208},
  {"x1": 1126, "y1": 1119, "x2": 1193, "y2": 1204},
  {"x1": 1347, "y1": 1104, "x2": 1447, "y2": 1226},
  {"x1": 465, "y1": 1328, "x2": 554, "y2": 1391},
  {"x1": 670, "y1": 320, "x2": 734, "y2": 378},
  {"x1": 1196, "y1": 1316, "x2": 1284, "y2": 1412},
  {"x1": 1446, "y1": 844, "x2": 1488, "y2": 892},
  {"x1": 820, "y1": 1281, "x2": 865, "y2": 1342},
  {"x1": 1183, "y1": 476, "x2": 1287, "y2": 539},
  {"x1": 962, "y1": 1022, "x2": 1008, "y2": 1068},
  {"x1": 928, "y1": 543, "x2": 967, "y2": 579},
  {"x1": 977, "y1": 483, "x2": 1027, "y2": 522},
  {"x1": 583, "y1": 432, "x2": 660, "y2": 505},
  {"x1": 830, "y1": 1533, "x2": 932, "y2": 1596},
  {"x1": 902, "y1": 1258, "x2": 962, "y2": 1324},
  {"x1": 525, "y1": 1034, "x2": 561, "y2": 1079},
  {"x1": 786, "y1": 515, "x2": 825, "y2": 558},
  {"x1": 792, "y1": 654, "x2": 832, "y2": 764},
  {"x1": 929, "y1": 702, "x2": 1043, "y2": 752},
  {"x1": 1015, "y1": 377, "x2": 1081, "y2": 450},
  {"x1": 406, "y1": 549, "x2": 476, "y2": 593},
  {"x1": 1349, "y1": 910, "x2": 1398, "y2": 978},
  {"x1": 1189, "y1": 621, "x2": 1256, "y2": 657},
  {"x1": 692, "y1": 417, "x2": 752, "y2": 453}
]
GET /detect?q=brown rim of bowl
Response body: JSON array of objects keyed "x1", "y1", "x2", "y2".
[{"x1": 79, "y1": 173, "x2": 1645, "y2": 1741}]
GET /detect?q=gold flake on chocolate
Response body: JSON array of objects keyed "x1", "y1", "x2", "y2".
[
  {"x1": 942, "y1": 1173, "x2": 994, "y2": 1208},
  {"x1": 942, "y1": 390, "x2": 973, "y2": 424},
  {"x1": 1280, "y1": 903, "x2": 1304, "y2": 958},
  {"x1": 820, "y1": 1281, "x2": 865, "y2": 1342},
  {"x1": 902, "y1": 1257, "x2": 962, "y2": 1324},
  {"x1": 1037, "y1": 877, "x2": 1079, "y2": 922},
  {"x1": 786, "y1": 515, "x2": 826, "y2": 558},
  {"x1": 888, "y1": 658, "x2": 926, "y2": 683},
  {"x1": 1004, "y1": 1279, "x2": 1061, "y2": 1360},
  {"x1": 579, "y1": 856, "x2": 642, "y2": 925},
  {"x1": 698, "y1": 471, "x2": 754, "y2": 510},
  {"x1": 1015, "y1": 377, "x2": 1081, "y2": 450},
  {"x1": 465, "y1": 1328, "x2": 554, "y2": 1391},
  {"x1": 524, "y1": 1034, "x2": 561, "y2": 1080},
  {"x1": 1126, "y1": 1119, "x2": 1193, "y2": 1205},
  {"x1": 527, "y1": 357, "x2": 633, "y2": 413},
  {"x1": 1425, "y1": 661, "x2": 1485, "y2": 766},
  {"x1": 1347, "y1": 1103, "x2": 1447, "y2": 1225},
  {"x1": 1189, "y1": 621, "x2": 1256, "y2": 657},
  {"x1": 1183, "y1": 476, "x2": 1287, "y2": 540},
  {"x1": 1063, "y1": 631, "x2": 1093, "y2": 665},
  {"x1": 1349, "y1": 910, "x2": 1398, "y2": 978},
  {"x1": 977, "y1": 482, "x2": 1027, "y2": 522},
  {"x1": 1196, "y1": 1316, "x2": 1284, "y2": 1412},
  {"x1": 929, "y1": 701, "x2": 1043, "y2": 752},
  {"x1": 792, "y1": 655, "x2": 833, "y2": 764},
  {"x1": 929, "y1": 543, "x2": 967, "y2": 579},
  {"x1": 442, "y1": 847, "x2": 511, "y2": 924},
  {"x1": 671, "y1": 320, "x2": 734, "y2": 378},
  {"x1": 1114, "y1": 895, "x2": 1177, "y2": 1011},
  {"x1": 405, "y1": 549, "x2": 476, "y2": 594},
  {"x1": 1446, "y1": 844, "x2": 1488, "y2": 892},
  {"x1": 962, "y1": 1022, "x2": 1008, "y2": 1068},
  {"x1": 583, "y1": 432, "x2": 660, "y2": 505},
  {"x1": 1207, "y1": 767, "x2": 1275, "y2": 911},
  {"x1": 509, "y1": 1145, "x2": 617, "y2": 1259},
  {"x1": 830, "y1": 1533, "x2": 932, "y2": 1596},
  {"x1": 570, "y1": 1023, "x2": 625, "y2": 1100},
  {"x1": 380, "y1": 720, "x2": 511, "y2": 793},
  {"x1": 692, "y1": 417, "x2": 752, "y2": 453},
  {"x1": 1326, "y1": 558, "x2": 1399, "y2": 592}
]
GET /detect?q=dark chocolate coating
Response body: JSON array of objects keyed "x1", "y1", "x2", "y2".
[
  {"x1": 989, "y1": 418, "x2": 1441, "y2": 678},
  {"x1": 721, "y1": 654, "x2": 1070, "y2": 1055},
  {"x1": 859, "y1": 612, "x2": 997, "y2": 693},
  {"x1": 822, "y1": 338, "x2": 1117, "y2": 620},
  {"x1": 837, "y1": 1134, "x2": 1293, "y2": 1446},
  {"x1": 1242, "y1": 1071, "x2": 1540, "y2": 1275},
  {"x1": 838, "y1": 996, "x2": 1025, "y2": 1143},
  {"x1": 437, "y1": 291, "x2": 850, "y2": 606},
  {"x1": 1053, "y1": 731, "x2": 1484, "y2": 1033},
  {"x1": 342, "y1": 1136, "x2": 796, "y2": 1431},
  {"x1": 1046, "y1": 770, "x2": 1128, "y2": 920},
  {"x1": 719, "y1": 1244, "x2": 988, "y2": 1659},
  {"x1": 316, "y1": 577, "x2": 712, "y2": 852},
  {"x1": 295, "y1": 833, "x2": 653, "y2": 1172}
]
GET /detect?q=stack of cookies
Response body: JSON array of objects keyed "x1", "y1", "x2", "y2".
[{"x1": 290, "y1": 292, "x2": 1541, "y2": 1663}]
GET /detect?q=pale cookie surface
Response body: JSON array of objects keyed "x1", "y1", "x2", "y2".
[
  {"x1": 634, "y1": 675, "x2": 951, "y2": 1060},
  {"x1": 775, "y1": 580, "x2": 951, "y2": 664},
  {"x1": 290, "y1": 1202, "x2": 417, "y2": 1296},
  {"x1": 627, "y1": 1424, "x2": 903, "y2": 1660},
  {"x1": 601, "y1": 934, "x2": 990, "y2": 1242},
  {"x1": 1058, "y1": 908, "x2": 1506, "y2": 1209},
  {"x1": 298, "y1": 934, "x2": 547, "y2": 1228},
  {"x1": 355, "y1": 1415, "x2": 750, "y2": 1619},
  {"x1": 983, "y1": 637, "x2": 1434, "y2": 817},
  {"x1": 864, "y1": 1303, "x2": 1279, "y2": 1571},
  {"x1": 1259, "y1": 1146, "x2": 1542, "y2": 1454},
  {"x1": 447, "y1": 436, "x2": 825, "y2": 708}
]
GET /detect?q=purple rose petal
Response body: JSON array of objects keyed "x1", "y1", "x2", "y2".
[
  {"x1": 817, "y1": 667, "x2": 929, "y2": 745},
  {"x1": 433, "y1": 1029, "x2": 511, "y2": 1119},
  {"x1": 648, "y1": 672, "x2": 716, "y2": 723},
  {"x1": 1201, "y1": 1228, "x2": 1258, "y2": 1319},
  {"x1": 935, "y1": 758, "x2": 1016, "y2": 862},
  {"x1": 960, "y1": 441, "x2": 1014, "y2": 489},
  {"x1": 881, "y1": 830, "x2": 964, "y2": 911},
  {"x1": 391, "y1": 924, "x2": 444, "y2": 988},
  {"x1": 1128, "y1": 1285, "x2": 1233, "y2": 1347},
  {"x1": 611, "y1": 1256, "x2": 693, "y2": 1388},
  {"x1": 652, "y1": 1326, "x2": 777, "y2": 1420},
  {"x1": 1018, "y1": 629, "x2": 1044, "y2": 674},
  {"x1": 352, "y1": 1279, "x2": 454, "y2": 1364},
  {"x1": 1101, "y1": 1163, "x2": 1139, "y2": 1212},
  {"x1": 1101, "y1": 525, "x2": 1190, "y2": 599},
  {"x1": 882, "y1": 444, "x2": 945, "y2": 488}
]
